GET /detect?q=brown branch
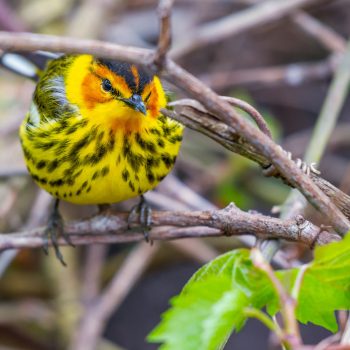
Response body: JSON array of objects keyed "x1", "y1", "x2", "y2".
[
  {"x1": 0, "y1": 31, "x2": 348, "y2": 234},
  {"x1": 154, "y1": 0, "x2": 174, "y2": 69},
  {"x1": 164, "y1": 59, "x2": 350, "y2": 234},
  {"x1": 71, "y1": 242, "x2": 157, "y2": 350},
  {"x1": 70, "y1": 245, "x2": 107, "y2": 350},
  {"x1": 0, "y1": 31, "x2": 154, "y2": 64},
  {"x1": 80, "y1": 245, "x2": 106, "y2": 303},
  {"x1": 170, "y1": 96, "x2": 272, "y2": 139},
  {"x1": 197, "y1": 9, "x2": 345, "y2": 90},
  {"x1": 170, "y1": 0, "x2": 323, "y2": 59},
  {"x1": 221, "y1": 96, "x2": 272, "y2": 138},
  {"x1": 0, "y1": 205, "x2": 340, "y2": 252},
  {"x1": 200, "y1": 55, "x2": 337, "y2": 90},
  {"x1": 0, "y1": 189, "x2": 52, "y2": 277},
  {"x1": 154, "y1": 176, "x2": 264, "y2": 263},
  {"x1": 292, "y1": 10, "x2": 346, "y2": 53},
  {"x1": 162, "y1": 99, "x2": 350, "y2": 221}
]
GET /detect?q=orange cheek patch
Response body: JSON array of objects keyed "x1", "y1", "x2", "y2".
[
  {"x1": 147, "y1": 85, "x2": 160, "y2": 118},
  {"x1": 82, "y1": 73, "x2": 112, "y2": 109}
]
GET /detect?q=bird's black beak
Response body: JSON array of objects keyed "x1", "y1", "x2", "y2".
[{"x1": 121, "y1": 94, "x2": 147, "y2": 115}]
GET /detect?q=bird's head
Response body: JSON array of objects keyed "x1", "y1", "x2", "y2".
[{"x1": 65, "y1": 55, "x2": 167, "y2": 131}]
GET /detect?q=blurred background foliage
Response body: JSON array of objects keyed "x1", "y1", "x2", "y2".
[{"x1": 0, "y1": 0, "x2": 349, "y2": 349}]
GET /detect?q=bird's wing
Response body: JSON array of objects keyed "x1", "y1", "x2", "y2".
[{"x1": 0, "y1": 51, "x2": 62, "y2": 81}]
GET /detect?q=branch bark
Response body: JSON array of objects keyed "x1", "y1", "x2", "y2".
[
  {"x1": 0, "y1": 31, "x2": 348, "y2": 233},
  {"x1": 0, "y1": 204, "x2": 340, "y2": 252},
  {"x1": 163, "y1": 100, "x2": 350, "y2": 221}
]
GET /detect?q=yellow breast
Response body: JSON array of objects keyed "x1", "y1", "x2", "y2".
[{"x1": 20, "y1": 106, "x2": 183, "y2": 204}]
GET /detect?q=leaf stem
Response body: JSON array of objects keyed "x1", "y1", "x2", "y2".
[
  {"x1": 244, "y1": 307, "x2": 283, "y2": 338},
  {"x1": 251, "y1": 248, "x2": 302, "y2": 348}
]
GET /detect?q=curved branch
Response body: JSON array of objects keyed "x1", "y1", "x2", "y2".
[
  {"x1": 0, "y1": 31, "x2": 348, "y2": 234},
  {"x1": 169, "y1": 96, "x2": 272, "y2": 139},
  {"x1": 162, "y1": 102, "x2": 350, "y2": 221}
]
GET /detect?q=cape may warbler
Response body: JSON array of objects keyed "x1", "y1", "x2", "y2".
[{"x1": 2, "y1": 53, "x2": 183, "y2": 263}]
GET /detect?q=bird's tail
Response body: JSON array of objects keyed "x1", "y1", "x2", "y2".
[{"x1": 0, "y1": 51, "x2": 60, "y2": 81}]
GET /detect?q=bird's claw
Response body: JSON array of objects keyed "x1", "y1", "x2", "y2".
[
  {"x1": 263, "y1": 145, "x2": 321, "y2": 178},
  {"x1": 128, "y1": 195, "x2": 152, "y2": 243},
  {"x1": 43, "y1": 199, "x2": 74, "y2": 266}
]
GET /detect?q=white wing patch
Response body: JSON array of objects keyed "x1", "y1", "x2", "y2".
[
  {"x1": 2, "y1": 53, "x2": 37, "y2": 79},
  {"x1": 28, "y1": 102, "x2": 40, "y2": 126},
  {"x1": 42, "y1": 76, "x2": 68, "y2": 106}
]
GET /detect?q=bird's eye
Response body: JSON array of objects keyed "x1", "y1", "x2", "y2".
[
  {"x1": 101, "y1": 79, "x2": 112, "y2": 92},
  {"x1": 145, "y1": 91, "x2": 152, "y2": 102}
]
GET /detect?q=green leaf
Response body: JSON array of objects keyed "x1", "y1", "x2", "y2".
[
  {"x1": 279, "y1": 234, "x2": 350, "y2": 332},
  {"x1": 148, "y1": 274, "x2": 248, "y2": 350},
  {"x1": 202, "y1": 288, "x2": 248, "y2": 349},
  {"x1": 148, "y1": 249, "x2": 276, "y2": 350},
  {"x1": 149, "y1": 234, "x2": 350, "y2": 350}
]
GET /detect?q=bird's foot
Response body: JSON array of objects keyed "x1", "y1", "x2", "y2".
[
  {"x1": 98, "y1": 203, "x2": 112, "y2": 214},
  {"x1": 128, "y1": 195, "x2": 152, "y2": 243},
  {"x1": 263, "y1": 145, "x2": 321, "y2": 178},
  {"x1": 43, "y1": 199, "x2": 74, "y2": 266}
]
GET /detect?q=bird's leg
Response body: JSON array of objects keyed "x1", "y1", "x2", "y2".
[
  {"x1": 43, "y1": 199, "x2": 74, "y2": 266},
  {"x1": 128, "y1": 195, "x2": 152, "y2": 242},
  {"x1": 98, "y1": 203, "x2": 111, "y2": 213}
]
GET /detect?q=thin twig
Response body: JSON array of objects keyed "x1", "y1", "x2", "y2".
[
  {"x1": 314, "y1": 334, "x2": 341, "y2": 350},
  {"x1": 170, "y1": 96, "x2": 272, "y2": 139},
  {"x1": 164, "y1": 58, "x2": 350, "y2": 234},
  {"x1": 0, "y1": 31, "x2": 154, "y2": 64},
  {"x1": 0, "y1": 189, "x2": 52, "y2": 277},
  {"x1": 265, "y1": 32, "x2": 350, "y2": 286},
  {"x1": 155, "y1": 176, "x2": 259, "y2": 262},
  {"x1": 305, "y1": 40, "x2": 350, "y2": 164},
  {"x1": 169, "y1": 239, "x2": 218, "y2": 263},
  {"x1": 341, "y1": 315, "x2": 350, "y2": 345},
  {"x1": 70, "y1": 242, "x2": 158, "y2": 350},
  {"x1": 70, "y1": 240, "x2": 108, "y2": 350},
  {"x1": 280, "y1": 37, "x2": 350, "y2": 220},
  {"x1": 292, "y1": 11, "x2": 346, "y2": 53},
  {"x1": 155, "y1": 0, "x2": 174, "y2": 69},
  {"x1": 201, "y1": 56, "x2": 337, "y2": 90},
  {"x1": 80, "y1": 245, "x2": 107, "y2": 304},
  {"x1": 222, "y1": 96, "x2": 272, "y2": 138},
  {"x1": 170, "y1": 0, "x2": 323, "y2": 59},
  {"x1": 0, "y1": 32, "x2": 348, "y2": 231},
  {"x1": 0, "y1": 204, "x2": 341, "y2": 252},
  {"x1": 162, "y1": 99, "x2": 350, "y2": 221}
]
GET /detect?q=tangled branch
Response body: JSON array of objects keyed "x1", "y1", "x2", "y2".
[{"x1": 0, "y1": 30, "x2": 348, "y2": 235}]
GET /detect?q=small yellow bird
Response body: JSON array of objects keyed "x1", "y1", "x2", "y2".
[{"x1": 2, "y1": 52, "x2": 183, "y2": 264}]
